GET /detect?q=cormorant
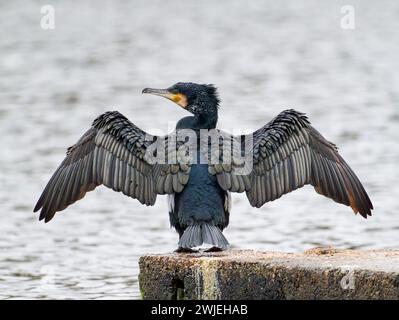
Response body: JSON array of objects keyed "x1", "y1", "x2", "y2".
[{"x1": 34, "y1": 82, "x2": 373, "y2": 252}]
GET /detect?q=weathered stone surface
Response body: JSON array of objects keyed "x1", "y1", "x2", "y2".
[{"x1": 138, "y1": 248, "x2": 399, "y2": 300}]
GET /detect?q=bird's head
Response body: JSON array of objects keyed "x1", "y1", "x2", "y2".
[{"x1": 142, "y1": 82, "x2": 220, "y2": 116}]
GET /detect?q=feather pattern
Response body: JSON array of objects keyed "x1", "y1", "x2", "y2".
[
  {"x1": 209, "y1": 109, "x2": 373, "y2": 218},
  {"x1": 34, "y1": 111, "x2": 191, "y2": 222}
]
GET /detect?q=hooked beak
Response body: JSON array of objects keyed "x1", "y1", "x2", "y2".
[{"x1": 142, "y1": 87, "x2": 188, "y2": 108}]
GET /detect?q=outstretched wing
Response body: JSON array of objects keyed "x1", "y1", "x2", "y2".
[
  {"x1": 34, "y1": 111, "x2": 191, "y2": 222},
  {"x1": 210, "y1": 109, "x2": 373, "y2": 218}
]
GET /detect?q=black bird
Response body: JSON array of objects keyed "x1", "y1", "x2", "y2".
[{"x1": 34, "y1": 82, "x2": 373, "y2": 251}]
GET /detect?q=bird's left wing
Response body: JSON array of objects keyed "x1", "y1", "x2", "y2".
[
  {"x1": 34, "y1": 111, "x2": 191, "y2": 222},
  {"x1": 209, "y1": 109, "x2": 373, "y2": 218}
]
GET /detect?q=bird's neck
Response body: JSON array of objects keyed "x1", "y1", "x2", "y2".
[
  {"x1": 197, "y1": 112, "x2": 218, "y2": 129},
  {"x1": 176, "y1": 112, "x2": 218, "y2": 130}
]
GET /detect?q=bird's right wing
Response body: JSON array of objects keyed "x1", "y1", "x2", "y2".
[
  {"x1": 209, "y1": 109, "x2": 373, "y2": 218},
  {"x1": 34, "y1": 111, "x2": 191, "y2": 222}
]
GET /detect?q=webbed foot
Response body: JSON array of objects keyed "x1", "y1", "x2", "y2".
[
  {"x1": 174, "y1": 247, "x2": 198, "y2": 253},
  {"x1": 204, "y1": 246, "x2": 224, "y2": 252}
]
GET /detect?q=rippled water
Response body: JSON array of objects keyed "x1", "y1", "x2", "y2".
[{"x1": 1, "y1": 0, "x2": 398, "y2": 299}]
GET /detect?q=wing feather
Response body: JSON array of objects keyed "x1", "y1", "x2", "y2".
[
  {"x1": 210, "y1": 109, "x2": 373, "y2": 218},
  {"x1": 34, "y1": 111, "x2": 191, "y2": 222}
]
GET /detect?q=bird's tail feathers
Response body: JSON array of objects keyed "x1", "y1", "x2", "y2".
[{"x1": 178, "y1": 223, "x2": 229, "y2": 250}]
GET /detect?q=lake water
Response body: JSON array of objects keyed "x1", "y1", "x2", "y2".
[{"x1": 0, "y1": 0, "x2": 398, "y2": 299}]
